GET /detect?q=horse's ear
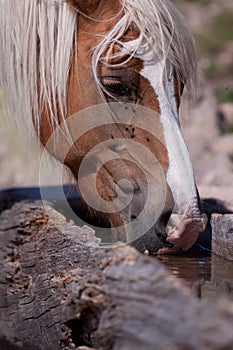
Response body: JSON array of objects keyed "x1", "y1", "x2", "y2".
[{"x1": 66, "y1": 0, "x2": 100, "y2": 15}]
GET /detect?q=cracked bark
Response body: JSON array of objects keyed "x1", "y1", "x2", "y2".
[{"x1": 0, "y1": 201, "x2": 233, "y2": 350}]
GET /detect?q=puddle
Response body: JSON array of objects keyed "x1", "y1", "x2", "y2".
[{"x1": 158, "y1": 254, "x2": 233, "y2": 299}]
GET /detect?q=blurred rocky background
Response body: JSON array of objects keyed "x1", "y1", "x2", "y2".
[
  {"x1": 0, "y1": 0, "x2": 232, "y2": 208},
  {"x1": 175, "y1": 0, "x2": 233, "y2": 208}
]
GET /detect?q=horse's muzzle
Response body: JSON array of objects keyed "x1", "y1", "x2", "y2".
[
  {"x1": 117, "y1": 185, "x2": 207, "y2": 255},
  {"x1": 116, "y1": 182, "x2": 174, "y2": 254}
]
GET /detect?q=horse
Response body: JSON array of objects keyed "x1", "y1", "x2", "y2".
[{"x1": 0, "y1": 0, "x2": 206, "y2": 254}]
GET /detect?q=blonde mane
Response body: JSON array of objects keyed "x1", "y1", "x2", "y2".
[{"x1": 0, "y1": 0, "x2": 196, "y2": 138}]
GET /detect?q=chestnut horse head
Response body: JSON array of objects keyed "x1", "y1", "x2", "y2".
[{"x1": 0, "y1": 0, "x2": 206, "y2": 254}]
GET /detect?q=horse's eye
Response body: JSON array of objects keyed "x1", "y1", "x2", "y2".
[{"x1": 101, "y1": 77, "x2": 126, "y2": 96}]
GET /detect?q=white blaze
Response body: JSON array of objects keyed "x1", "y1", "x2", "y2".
[
  {"x1": 140, "y1": 60, "x2": 197, "y2": 214},
  {"x1": 120, "y1": 39, "x2": 202, "y2": 217}
]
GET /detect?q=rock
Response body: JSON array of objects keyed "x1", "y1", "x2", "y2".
[
  {"x1": 213, "y1": 134, "x2": 233, "y2": 154},
  {"x1": 200, "y1": 153, "x2": 233, "y2": 187},
  {"x1": 217, "y1": 102, "x2": 233, "y2": 134},
  {"x1": 181, "y1": 86, "x2": 219, "y2": 184},
  {"x1": 211, "y1": 213, "x2": 233, "y2": 260},
  {"x1": 181, "y1": 86, "x2": 233, "y2": 187}
]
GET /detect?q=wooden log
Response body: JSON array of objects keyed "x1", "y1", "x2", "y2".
[
  {"x1": 211, "y1": 213, "x2": 233, "y2": 261},
  {"x1": 1, "y1": 202, "x2": 233, "y2": 350}
]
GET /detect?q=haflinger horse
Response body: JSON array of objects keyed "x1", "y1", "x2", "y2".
[{"x1": 0, "y1": 0, "x2": 206, "y2": 254}]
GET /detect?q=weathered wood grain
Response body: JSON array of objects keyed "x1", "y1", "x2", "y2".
[{"x1": 1, "y1": 202, "x2": 233, "y2": 350}]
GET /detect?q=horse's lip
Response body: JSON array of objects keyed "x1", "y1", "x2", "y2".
[{"x1": 158, "y1": 214, "x2": 207, "y2": 254}]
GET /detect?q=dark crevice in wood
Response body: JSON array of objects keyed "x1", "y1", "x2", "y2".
[{"x1": 66, "y1": 305, "x2": 101, "y2": 347}]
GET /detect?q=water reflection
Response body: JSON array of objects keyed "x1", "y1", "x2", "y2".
[{"x1": 158, "y1": 254, "x2": 233, "y2": 299}]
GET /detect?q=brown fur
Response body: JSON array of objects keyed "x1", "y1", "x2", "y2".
[{"x1": 39, "y1": 1, "x2": 177, "y2": 230}]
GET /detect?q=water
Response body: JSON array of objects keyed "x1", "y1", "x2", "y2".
[{"x1": 158, "y1": 254, "x2": 233, "y2": 299}]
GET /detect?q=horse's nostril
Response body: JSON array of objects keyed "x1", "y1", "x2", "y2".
[
  {"x1": 117, "y1": 179, "x2": 140, "y2": 195},
  {"x1": 117, "y1": 179, "x2": 134, "y2": 194},
  {"x1": 134, "y1": 183, "x2": 140, "y2": 192},
  {"x1": 131, "y1": 215, "x2": 137, "y2": 220}
]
